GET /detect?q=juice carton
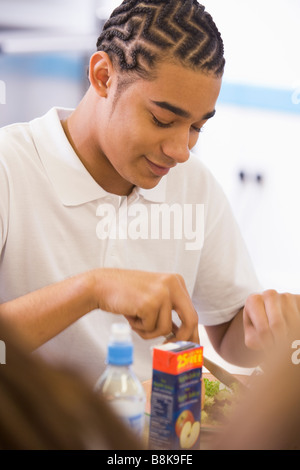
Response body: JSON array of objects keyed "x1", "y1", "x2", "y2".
[{"x1": 148, "y1": 341, "x2": 203, "y2": 450}]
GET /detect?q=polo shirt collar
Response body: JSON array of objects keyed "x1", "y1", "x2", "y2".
[{"x1": 30, "y1": 107, "x2": 167, "y2": 206}]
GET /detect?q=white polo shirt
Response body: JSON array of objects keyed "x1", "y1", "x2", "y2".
[{"x1": 0, "y1": 107, "x2": 262, "y2": 383}]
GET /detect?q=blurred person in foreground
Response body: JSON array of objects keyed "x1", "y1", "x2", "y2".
[
  {"x1": 211, "y1": 315, "x2": 300, "y2": 451},
  {"x1": 0, "y1": 0, "x2": 299, "y2": 386},
  {"x1": 0, "y1": 320, "x2": 144, "y2": 450}
]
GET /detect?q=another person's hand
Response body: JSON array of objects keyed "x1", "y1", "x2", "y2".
[
  {"x1": 92, "y1": 268, "x2": 199, "y2": 343},
  {"x1": 243, "y1": 289, "x2": 300, "y2": 351},
  {"x1": 213, "y1": 315, "x2": 300, "y2": 450}
]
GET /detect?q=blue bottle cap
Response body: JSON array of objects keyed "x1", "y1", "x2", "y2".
[
  {"x1": 107, "y1": 323, "x2": 134, "y2": 365},
  {"x1": 107, "y1": 342, "x2": 133, "y2": 365}
]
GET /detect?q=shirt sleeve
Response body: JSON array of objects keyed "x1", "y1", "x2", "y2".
[{"x1": 192, "y1": 174, "x2": 263, "y2": 326}]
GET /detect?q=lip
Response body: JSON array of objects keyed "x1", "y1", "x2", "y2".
[{"x1": 145, "y1": 157, "x2": 173, "y2": 176}]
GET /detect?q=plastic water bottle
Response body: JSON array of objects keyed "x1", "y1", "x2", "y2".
[{"x1": 94, "y1": 323, "x2": 146, "y2": 437}]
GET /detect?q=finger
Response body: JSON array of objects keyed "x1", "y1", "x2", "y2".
[
  {"x1": 190, "y1": 324, "x2": 200, "y2": 344},
  {"x1": 153, "y1": 300, "x2": 174, "y2": 337},
  {"x1": 163, "y1": 322, "x2": 179, "y2": 343},
  {"x1": 129, "y1": 300, "x2": 173, "y2": 339},
  {"x1": 171, "y1": 321, "x2": 179, "y2": 337},
  {"x1": 123, "y1": 293, "x2": 161, "y2": 332},
  {"x1": 150, "y1": 273, "x2": 198, "y2": 343},
  {"x1": 172, "y1": 307, "x2": 198, "y2": 342},
  {"x1": 273, "y1": 292, "x2": 300, "y2": 333},
  {"x1": 243, "y1": 294, "x2": 274, "y2": 351},
  {"x1": 262, "y1": 290, "x2": 289, "y2": 343},
  {"x1": 124, "y1": 315, "x2": 138, "y2": 329},
  {"x1": 171, "y1": 286, "x2": 198, "y2": 342},
  {"x1": 163, "y1": 322, "x2": 200, "y2": 345}
]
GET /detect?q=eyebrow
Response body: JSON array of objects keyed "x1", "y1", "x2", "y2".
[{"x1": 151, "y1": 100, "x2": 216, "y2": 121}]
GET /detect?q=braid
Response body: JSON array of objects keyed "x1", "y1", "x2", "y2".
[{"x1": 96, "y1": 0, "x2": 225, "y2": 78}]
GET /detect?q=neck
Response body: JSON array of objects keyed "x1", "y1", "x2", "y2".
[{"x1": 61, "y1": 90, "x2": 134, "y2": 196}]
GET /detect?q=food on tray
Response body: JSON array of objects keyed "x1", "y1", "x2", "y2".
[{"x1": 201, "y1": 377, "x2": 241, "y2": 426}]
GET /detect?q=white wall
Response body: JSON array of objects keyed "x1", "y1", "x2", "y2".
[
  {"x1": 193, "y1": 0, "x2": 300, "y2": 293},
  {"x1": 203, "y1": 0, "x2": 300, "y2": 89},
  {"x1": 195, "y1": 104, "x2": 300, "y2": 293}
]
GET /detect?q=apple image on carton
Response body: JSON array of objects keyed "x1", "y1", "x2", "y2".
[
  {"x1": 179, "y1": 420, "x2": 200, "y2": 449},
  {"x1": 175, "y1": 410, "x2": 200, "y2": 449},
  {"x1": 175, "y1": 409, "x2": 194, "y2": 437}
]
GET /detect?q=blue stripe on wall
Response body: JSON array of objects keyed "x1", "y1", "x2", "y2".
[
  {"x1": 0, "y1": 54, "x2": 85, "y2": 81},
  {"x1": 219, "y1": 81, "x2": 300, "y2": 115},
  {"x1": 1, "y1": 54, "x2": 300, "y2": 115}
]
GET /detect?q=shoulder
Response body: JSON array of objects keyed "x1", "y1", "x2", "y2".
[
  {"x1": 0, "y1": 121, "x2": 36, "y2": 168},
  {"x1": 0, "y1": 108, "x2": 72, "y2": 167},
  {"x1": 0, "y1": 121, "x2": 33, "y2": 145}
]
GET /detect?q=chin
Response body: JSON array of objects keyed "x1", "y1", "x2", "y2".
[{"x1": 137, "y1": 176, "x2": 162, "y2": 190}]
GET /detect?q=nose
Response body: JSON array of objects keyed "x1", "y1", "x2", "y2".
[{"x1": 161, "y1": 129, "x2": 190, "y2": 164}]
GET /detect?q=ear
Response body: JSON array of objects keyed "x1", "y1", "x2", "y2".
[{"x1": 89, "y1": 51, "x2": 114, "y2": 98}]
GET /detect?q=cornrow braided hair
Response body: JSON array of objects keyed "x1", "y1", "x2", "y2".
[{"x1": 96, "y1": 0, "x2": 225, "y2": 79}]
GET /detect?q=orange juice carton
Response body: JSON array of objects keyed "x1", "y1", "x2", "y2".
[{"x1": 148, "y1": 341, "x2": 203, "y2": 450}]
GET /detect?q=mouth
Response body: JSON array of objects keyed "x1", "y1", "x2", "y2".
[{"x1": 144, "y1": 157, "x2": 174, "y2": 177}]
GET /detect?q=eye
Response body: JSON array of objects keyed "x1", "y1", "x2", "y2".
[
  {"x1": 152, "y1": 114, "x2": 173, "y2": 128},
  {"x1": 191, "y1": 125, "x2": 203, "y2": 133}
]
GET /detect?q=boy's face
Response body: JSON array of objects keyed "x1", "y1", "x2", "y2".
[{"x1": 96, "y1": 61, "x2": 222, "y2": 194}]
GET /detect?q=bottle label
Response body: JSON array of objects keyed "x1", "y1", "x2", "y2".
[
  {"x1": 122, "y1": 413, "x2": 144, "y2": 436},
  {"x1": 109, "y1": 399, "x2": 145, "y2": 437}
]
